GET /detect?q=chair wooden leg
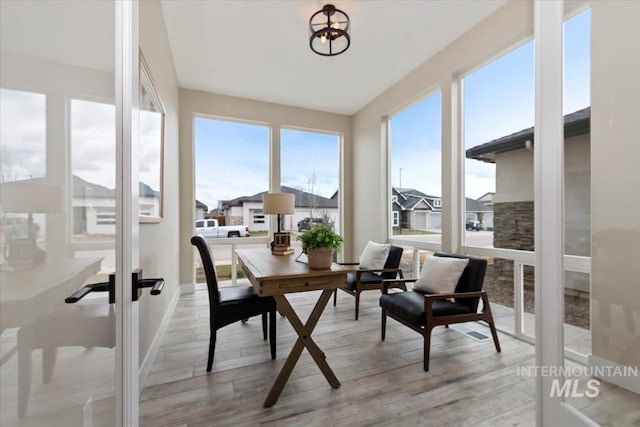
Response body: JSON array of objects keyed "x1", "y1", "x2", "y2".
[
  {"x1": 381, "y1": 309, "x2": 386, "y2": 341},
  {"x1": 207, "y1": 329, "x2": 216, "y2": 372},
  {"x1": 354, "y1": 290, "x2": 360, "y2": 320},
  {"x1": 488, "y1": 319, "x2": 501, "y2": 353},
  {"x1": 262, "y1": 312, "x2": 267, "y2": 340},
  {"x1": 423, "y1": 326, "x2": 433, "y2": 372},
  {"x1": 483, "y1": 296, "x2": 502, "y2": 353},
  {"x1": 18, "y1": 334, "x2": 33, "y2": 418},
  {"x1": 269, "y1": 310, "x2": 276, "y2": 360},
  {"x1": 333, "y1": 289, "x2": 337, "y2": 306}
]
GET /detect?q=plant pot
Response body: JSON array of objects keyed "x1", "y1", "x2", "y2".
[{"x1": 307, "y1": 248, "x2": 332, "y2": 270}]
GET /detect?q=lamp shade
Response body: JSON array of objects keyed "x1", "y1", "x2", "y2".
[
  {"x1": 0, "y1": 179, "x2": 63, "y2": 213},
  {"x1": 263, "y1": 193, "x2": 294, "y2": 215}
]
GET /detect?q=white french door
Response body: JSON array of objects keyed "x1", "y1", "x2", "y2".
[
  {"x1": 536, "y1": 0, "x2": 639, "y2": 425},
  {"x1": 0, "y1": 1, "x2": 140, "y2": 426}
]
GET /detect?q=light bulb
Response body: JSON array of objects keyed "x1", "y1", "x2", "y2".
[
  {"x1": 330, "y1": 21, "x2": 339, "y2": 29},
  {"x1": 320, "y1": 34, "x2": 327, "y2": 43}
]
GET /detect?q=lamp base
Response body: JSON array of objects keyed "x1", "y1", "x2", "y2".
[{"x1": 271, "y1": 232, "x2": 294, "y2": 256}]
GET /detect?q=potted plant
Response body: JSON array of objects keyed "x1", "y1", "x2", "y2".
[{"x1": 297, "y1": 226, "x2": 343, "y2": 269}]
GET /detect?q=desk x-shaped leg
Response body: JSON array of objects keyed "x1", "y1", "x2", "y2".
[{"x1": 263, "y1": 289, "x2": 340, "y2": 407}]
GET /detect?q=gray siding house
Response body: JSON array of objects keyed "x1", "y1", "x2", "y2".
[{"x1": 466, "y1": 107, "x2": 590, "y2": 293}]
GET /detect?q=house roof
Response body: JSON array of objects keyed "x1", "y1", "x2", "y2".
[
  {"x1": 73, "y1": 175, "x2": 113, "y2": 198},
  {"x1": 223, "y1": 186, "x2": 338, "y2": 209},
  {"x1": 393, "y1": 187, "x2": 440, "y2": 211},
  {"x1": 466, "y1": 198, "x2": 493, "y2": 213},
  {"x1": 466, "y1": 107, "x2": 591, "y2": 163},
  {"x1": 393, "y1": 187, "x2": 491, "y2": 213},
  {"x1": 195, "y1": 199, "x2": 208, "y2": 210},
  {"x1": 72, "y1": 175, "x2": 159, "y2": 198}
]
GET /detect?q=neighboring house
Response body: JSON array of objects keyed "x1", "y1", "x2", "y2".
[
  {"x1": 195, "y1": 200, "x2": 208, "y2": 220},
  {"x1": 392, "y1": 187, "x2": 493, "y2": 231},
  {"x1": 466, "y1": 107, "x2": 590, "y2": 293},
  {"x1": 466, "y1": 194, "x2": 494, "y2": 229},
  {"x1": 73, "y1": 175, "x2": 160, "y2": 235},
  {"x1": 219, "y1": 186, "x2": 339, "y2": 232},
  {"x1": 391, "y1": 187, "x2": 442, "y2": 231}
]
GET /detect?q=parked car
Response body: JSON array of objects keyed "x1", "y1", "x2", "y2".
[
  {"x1": 195, "y1": 219, "x2": 250, "y2": 238},
  {"x1": 466, "y1": 220, "x2": 483, "y2": 231},
  {"x1": 297, "y1": 217, "x2": 326, "y2": 232}
]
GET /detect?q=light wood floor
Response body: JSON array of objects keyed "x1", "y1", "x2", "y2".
[{"x1": 140, "y1": 285, "x2": 640, "y2": 427}]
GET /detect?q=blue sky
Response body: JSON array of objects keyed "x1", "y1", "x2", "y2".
[
  {"x1": 195, "y1": 9, "x2": 590, "y2": 207},
  {"x1": 392, "y1": 8, "x2": 590, "y2": 200},
  {"x1": 194, "y1": 120, "x2": 339, "y2": 208}
]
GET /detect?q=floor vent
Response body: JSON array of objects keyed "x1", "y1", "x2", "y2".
[{"x1": 449, "y1": 324, "x2": 490, "y2": 342}]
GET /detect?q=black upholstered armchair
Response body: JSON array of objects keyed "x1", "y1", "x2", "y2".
[
  {"x1": 191, "y1": 235, "x2": 277, "y2": 372},
  {"x1": 333, "y1": 245, "x2": 404, "y2": 320},
  {"x1": 379, "y1": 252, "x2": 501, "y2": 371}
]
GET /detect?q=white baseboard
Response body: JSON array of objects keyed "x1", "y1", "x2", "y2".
[
  {"x1": 589, "y1": 354, "x2": 640, "y2": 395},
  {"x1": 138, "y1": 286, "x2": 180, "y2": 392},
  {"x1": 180, "y1": 282, "x2": 195, "y2": 294}
]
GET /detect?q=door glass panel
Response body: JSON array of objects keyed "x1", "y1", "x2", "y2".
[
  {"x1": 1, "y1": 1, "x2": 116, "y2": 425},
  {"x1": 563, "y1": 2, "x2": 640, "y2": 423}
]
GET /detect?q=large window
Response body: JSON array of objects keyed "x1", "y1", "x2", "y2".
[
  {"x1": 0, "y1": 89, "x2": 46, "y2": 182},
  {"x1": 194, "y1": 117, "x2": 269, "y2": 281},
  {"x1": 194, "y1": 117, "x2": 269, "y2": 232},
  {"x1": 463, "y1": 40, "x2": 535, "y2": 250},
  {"x1": 389, "y1": 92, "x2": 442, "y2": 244},
  {"x1": 280, "y1": 129, "x2": 340, "y2": 234},
  {"x1": 71, "y1": 99, "x2": 116, "y2": 238}
]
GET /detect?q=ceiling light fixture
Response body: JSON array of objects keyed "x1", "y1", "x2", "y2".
[{"x1": 309, "y1": 4, "x2": 350, "y2": 57}]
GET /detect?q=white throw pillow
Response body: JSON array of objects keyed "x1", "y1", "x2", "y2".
[
  {"x1": 413, "y1": 256, "x2": 469, "y2": 294},
  {"x1": 358, "y1": 241, "x2": 391, "y2": 270}
]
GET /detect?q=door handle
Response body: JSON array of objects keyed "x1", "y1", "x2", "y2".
[
  {"x1": 65, "y1": 268, "x2": 165, "y2": 304},
  {"x1": 132, "y1": 268, "x2": 165, "y2": 301},
  {"x1": 65, "y1": 273, "x2": 116, "y2": 304}
]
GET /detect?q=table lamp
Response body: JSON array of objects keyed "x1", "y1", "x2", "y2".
[
  {"x1": 263, "y1": 192, "x2": 295, "y2": 255},
  {"x1": 0, "y1": 179, "x2": 62, "y2": 267}
]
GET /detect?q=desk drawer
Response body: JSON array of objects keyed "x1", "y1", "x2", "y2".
[{"x1": 257, "y1": 275, "x2": 344, "y2": 296}]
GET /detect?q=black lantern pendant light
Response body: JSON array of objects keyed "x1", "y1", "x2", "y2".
[{"x1": 309, "y1": 4, "x2": 350, "y2": 56}]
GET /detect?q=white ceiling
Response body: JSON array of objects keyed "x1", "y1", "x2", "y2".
[{"x1": 160, "y1": 0, "x2": 506, "y2": 115}]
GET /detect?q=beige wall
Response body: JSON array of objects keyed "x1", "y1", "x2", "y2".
[
  {"x1": 138, "y1": 0, "x2": 181, "y2": 366},
  {"x1": 352, "y1": 1, "x2": 534, "y2": 254},
  {"x1": 494, "y1": 149, "x2": 534, "y2": 203},
  {"x1": 178, "y1": 90, "x2": 352, "y2": 284},
  {"x1": 591, "y1": 1, "x2": 640, "y2": 369}
]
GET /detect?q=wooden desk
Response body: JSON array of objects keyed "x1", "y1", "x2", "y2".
[
  {"x1": 0, "y1": 257, "x2": 102, "y2": 331},
  {"x1": 236, "y1": 248, "x2": 350, "y2": 407}
]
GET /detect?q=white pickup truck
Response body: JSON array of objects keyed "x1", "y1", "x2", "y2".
[{"x1": 195, "y1": 219, "x2": 250, "y2": 238}]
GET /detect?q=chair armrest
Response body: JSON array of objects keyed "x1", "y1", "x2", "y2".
[
  {"x1": 423, "y1": 291, "x2": 489, "y2": 317},
  {"x1": 381, "y1": 278, "x2": 416, "y2": 294},
  {"x1": 357, "y1": 268, "x2": 404, "y2": 287},
  {"x1": 357, "y1": 267, "x2": 403, "y2": 276},
  {"x1": 423, "y1": 290, "x2": 487, "y2": 301}
]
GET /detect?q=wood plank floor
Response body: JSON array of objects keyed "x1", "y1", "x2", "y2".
[{"x1": 140, "y1": 284, "x2": 640, "y2": 427}]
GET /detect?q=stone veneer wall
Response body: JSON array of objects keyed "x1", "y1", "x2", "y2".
[{"x1": 493, "y1": 201, "x2": 535, "y2": 288}]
